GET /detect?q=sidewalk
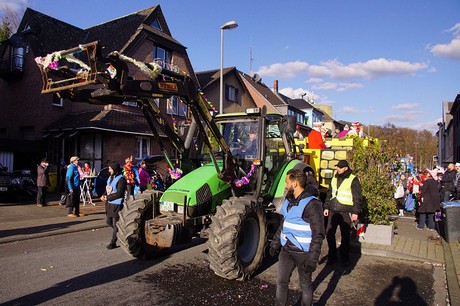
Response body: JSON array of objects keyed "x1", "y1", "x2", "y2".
[
  {"x1": 0, "y1": 195, "x2": 459, "y2": 304},
  {"x1": 0, "y1": 194, "x2": 106, "y2": 244}
]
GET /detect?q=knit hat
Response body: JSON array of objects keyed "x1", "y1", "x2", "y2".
[{"x1": 70, "y1": 156, "x2": 79, "y2": 163}]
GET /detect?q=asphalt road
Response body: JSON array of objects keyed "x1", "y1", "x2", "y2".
[{"x1": 0, "y1": 227, "x2": 447, "y2": 306}]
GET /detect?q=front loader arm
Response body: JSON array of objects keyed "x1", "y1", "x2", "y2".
[{"x1": 35, "y1": 41, "x2": 238, "y2": 183}]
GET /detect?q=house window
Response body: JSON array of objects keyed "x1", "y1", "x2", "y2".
[
  {"x1": 225, "y1": 85, "x2": 239, "y2": 103},
  {"x1": 296, "y1": 113, "x2": 304, "y2": 124},
  {"x1": 167, "y1": 96, "x2": 187, "y2": 117},
  {"x1": 20, "y1": 126, "x2": 35, "y2": 140},
  {"x1": 150, "y1": 18, "x2": 162, "y2": 31},
  {"x1": 22, "y1": 22, "x2": 31, "y2": 32},
  {"x1": 135, "y1": 137, "x2": 151, "y2": 159},
  {"x1": 122, "y1": 101, "x2": 138, "y2": 108},
  {"x1": 154, "y1": 45, "x2": 171, "y2": 68},
  {"x1": 53, "y1": 94, "x2": 63, "y2": 107}
]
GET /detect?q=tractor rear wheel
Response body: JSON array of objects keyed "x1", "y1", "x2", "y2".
[
  {"x1": 207, "y1": 197, "x2": 267, "y2": 280},
  {"x1": 116, "y1": 190, "x2": 163, "y2": 259}
]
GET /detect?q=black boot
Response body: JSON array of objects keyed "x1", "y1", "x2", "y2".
[{"x1": 106, "y1": 241, "x2": 117, "y2": 250}]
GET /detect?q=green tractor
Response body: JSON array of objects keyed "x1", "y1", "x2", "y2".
[
  {"x1": 118, "y1": 108, "x2": 314, "y2": 280},
  {"x1": 36, "y1": 41, "x2": 314, "y2": 281}
]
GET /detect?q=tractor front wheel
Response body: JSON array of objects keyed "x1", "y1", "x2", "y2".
[
  {"x1": 207, "y1": 197, "x2": 267, "y2": 280},
  {"x1": 116, "y1": 190, "x2": 163, "y2": 259}
]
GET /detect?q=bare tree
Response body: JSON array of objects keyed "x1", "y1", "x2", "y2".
[{"x1": 0, "y1": 7, "x2": 22, "y2": 41}]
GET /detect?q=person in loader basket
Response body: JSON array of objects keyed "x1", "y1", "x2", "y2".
[
  {"x1": 270, "y1": 168, "x2": 325, "y2": 306},
  {"x1": 101, "y1": 162, "x2": 127, "y2": 250},
  {"x1": 323, "y1": 159, "x2": 362, "y2": 267}
]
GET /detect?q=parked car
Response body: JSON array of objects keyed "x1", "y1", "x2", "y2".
[{"x1": 0, "y1": 164, "x2": 37, "y2": 202}]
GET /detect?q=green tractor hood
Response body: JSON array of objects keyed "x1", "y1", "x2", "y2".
[{"x1": 159, "y1": 162, "x2": 232, "y2": 218}]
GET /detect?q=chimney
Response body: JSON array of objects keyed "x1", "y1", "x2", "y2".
[{"x1": 274, "y1": 80, "x2": 279, "y2": 93}]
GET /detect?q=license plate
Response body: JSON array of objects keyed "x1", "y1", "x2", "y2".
[
  {"x1": 161, "y1": 201, "x2": 174, "y2": 212},
  {"x1": 0, "y1": 187, "x2": 7, "y2": 191}
]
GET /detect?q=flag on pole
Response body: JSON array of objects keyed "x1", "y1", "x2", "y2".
[{"x1": 356, "y1": 223, "x2": 365, "y2": 238}]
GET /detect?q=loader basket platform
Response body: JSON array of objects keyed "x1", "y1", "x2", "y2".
[{"x1": 35, "y1": 41, "x2": 102, "y2": 94}]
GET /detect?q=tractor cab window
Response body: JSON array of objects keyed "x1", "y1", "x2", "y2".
[
  {"x1": 222, "y1": 120, "x2": 259, "y2": 161},
  {"x1": 261, "y1": 119, "x2": 288, "y2": 195}
]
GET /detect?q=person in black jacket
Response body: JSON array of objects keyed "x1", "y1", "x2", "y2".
[
  {"x1": 323, "y1": 160, "x2": 362, "y2": 267},
  {"x1": 441, "y1": 163, "x2": 457, "y2": 201},
  {"x1": 36, "y1": 158, "x2": 50, "y2": 207},
  {"x1": 270, "y1": 168, "x2": 325, "y2": 306},
  {"x1": 417, "y1": 170, "x2": 441, "y2": 230},
  {"x1": 101, "y1": 162, "x2": 127, "y2": 250}
]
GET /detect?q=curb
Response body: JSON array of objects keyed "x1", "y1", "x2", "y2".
[
  {"x1": 443, "y1": 239, "x2": 460, "y2": 306},
  {"x1": 0, "y1": 222, "x2": 108, "y2": 245}
]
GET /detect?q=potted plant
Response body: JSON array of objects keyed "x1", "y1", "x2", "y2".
[{"x1": 349, "y1": 136, "x2": 398, "y2": 245}]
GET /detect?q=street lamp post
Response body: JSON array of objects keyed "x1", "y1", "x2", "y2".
[{"x1": 220, "y1": 20, "x2": 238, "y2": 114}]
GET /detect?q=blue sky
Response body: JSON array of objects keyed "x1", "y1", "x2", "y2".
[{"x1": 2, "y1": 0, "x2": 459, "y2": 133}]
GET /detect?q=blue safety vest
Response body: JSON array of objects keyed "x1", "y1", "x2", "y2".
[
  {"x1": 280, "y1": 195, "x2": 315, "y2": 252},
  {"x1": 107, "y1": 174, "x2": 124, "y2": 205}
]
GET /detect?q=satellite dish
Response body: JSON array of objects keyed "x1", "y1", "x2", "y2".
[{"x1": 252, "y1": 73, "x2": 262, "y2": 83}]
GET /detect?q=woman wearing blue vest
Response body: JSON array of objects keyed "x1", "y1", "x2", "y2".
[
  {"x1": 270, "y1": 168, "x2": 325, "y2": 306},
  {"x1": 101, "y1": 162, "x2": 127, "y2": 250},
  {"x1": 323, "y1": 159, "x2": 362, "y2": 267}
]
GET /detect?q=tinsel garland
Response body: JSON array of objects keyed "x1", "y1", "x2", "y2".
[{"x1": 234, "y1": 164, "x2": 255, "y2": 187}]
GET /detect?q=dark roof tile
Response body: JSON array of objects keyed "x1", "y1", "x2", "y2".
[{"x1": 46, "y1": 107, "x2": 152, "y2": 135}]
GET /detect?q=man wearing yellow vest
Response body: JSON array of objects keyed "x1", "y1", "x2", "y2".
[{"x1": 323, "y1": 159, "x2": 362, "y2": 267}]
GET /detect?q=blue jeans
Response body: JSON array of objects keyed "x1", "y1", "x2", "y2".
[
  {"x1": 276, "y1": 249, "x2": 313, "y2": 306},
  {"x1": 418, "y1": 213, "x2": 435, "y2": 230}
]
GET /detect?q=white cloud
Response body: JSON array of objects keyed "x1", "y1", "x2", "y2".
[
  {"x1": 430, "y1": 38, "x2": 460, "y2": 60},
  {"x1": 279, "y1": 87, "x2": 319, "y2": 101},
  {"x1": 311, "y1": 81, "x2": 363, "y2": 92},
  {"x1": 0, "y1": 0, "x2": 28, "y2": 14},
  {"x1": 307, "y1": 78, "x2": 323, "y2": 84},
  {"x1": 342, "y1": 106, "x2": 360, "y2": 113},
  {"x1": 257, "y1": 61, "x2": 309, "y2": 78},
  {"x1": 392, "y1": 103, "x2": 418, "y2": 110},
  {"x1": 258, "y1": 58, "x2": 428, "y2": 80},
  {"x1": 408, "y1": 118, "x2": 441, "y2": 133},
  {"x1": 311, "y1": 82, "x2": 337, "y2": 91},
  {"x1": 429, "y1": 22, "x2": 460, "y2": 60},
  {"x1": 309, "y1": 58, "x2": 428, "y2": 80},
  {"x1": 383, "y1": 114, "x2": 417, "y2": 123},
  {"x1": 447, "y1": 22, "x2": 460, "y2": 37}
]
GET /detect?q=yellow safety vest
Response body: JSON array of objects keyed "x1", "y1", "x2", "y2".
[{"x1": 331, "y1": 174, "x2": 355, "y2": 206}]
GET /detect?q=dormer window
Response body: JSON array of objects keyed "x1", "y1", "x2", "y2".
[
  {"x1": 150, "y1": 18, "x2": 162, "y2": 31},
  {"x1": 153, "y1": 45, "x2": 171, "y2": 68},
  {"x1": 22, "y1": 22, "x2": 31, "y2": 32}
]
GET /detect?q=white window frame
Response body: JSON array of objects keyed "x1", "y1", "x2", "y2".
[
  {"x1": 154, "y1": 46, "x2": 171, "y2": 69},
  {"x1": 167, "y1": 96, "x2": 187, "y2": 117},
  {"x1": 53, "y1": 94, "x2": 63, "y2": 107},
  {"x1": 135, "y1": 137, "x2": 151, "y2": 160},
  {"x1": 225, "y1": 85, "x2": 239, "y2": 103}
]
